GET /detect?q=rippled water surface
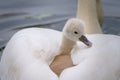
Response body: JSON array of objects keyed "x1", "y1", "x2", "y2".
[{"x1": 0, "y1": 0, "x2": 120, "y2": 53}]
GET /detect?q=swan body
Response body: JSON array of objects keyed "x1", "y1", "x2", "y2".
[
  {"x1": 0, "y1": 28, "x2": 60, "y2": 80},
  {"x1": 60, "y1": 34, "x2": 120, "y2": 80},
  {"x1": 0, "y1": 19, "x2": 91, "y2": 80}
]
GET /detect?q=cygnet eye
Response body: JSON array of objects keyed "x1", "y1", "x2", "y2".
[{"x1": 74, "y1": 31, "x2": 78, "y2": 34}]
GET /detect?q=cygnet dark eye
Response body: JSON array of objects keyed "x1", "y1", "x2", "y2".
[{"x1": 74, "y1": 31, "x2": 78, "y2": 34}]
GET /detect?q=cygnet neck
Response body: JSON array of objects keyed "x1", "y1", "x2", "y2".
[
  {"x1": 49, "y1": 35, "x2": 75, "y2": 76},
  {"x1": 59, "y1": 35, "x2": 76, "y2": 55},
  {"x1": 77, "y1": 0, "x2": 103, "y2": 34}
]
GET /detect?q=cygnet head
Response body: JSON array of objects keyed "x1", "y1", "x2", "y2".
[{"x1": 63, "y1": 18, "x2": 92, "y2": 47}]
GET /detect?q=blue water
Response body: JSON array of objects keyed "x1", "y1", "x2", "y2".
[{"x1": 0, "y1": 0, "x2": 120, "y2": 49}]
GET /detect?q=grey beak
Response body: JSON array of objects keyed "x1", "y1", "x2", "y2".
[{"x1": 79, "y1": 35, "x2": 92, "y2": 47}]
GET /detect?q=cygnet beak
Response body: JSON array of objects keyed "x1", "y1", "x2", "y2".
[{"x1": 79, "y1": 35, "x2": 92, "y2": 47}]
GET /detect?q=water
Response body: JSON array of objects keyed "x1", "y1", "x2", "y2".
[{"x1": 0, "y1": 0, "x2": 120, "y2": 55}]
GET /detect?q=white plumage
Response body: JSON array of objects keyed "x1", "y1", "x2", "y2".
[
  {"x1": 0, "y1": 19, "x2": 91, "y2": 80},
  {"x1": 0, "y1": 28, "x2": 61, "y2": 80},
  {"x1": 60, "y1": 34, "x2": 120, "y2": 80}
]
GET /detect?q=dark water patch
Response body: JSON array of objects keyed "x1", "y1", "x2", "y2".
[
  {"x1": 0, "y1": 37, "x2": 5, "y2": 57},
  {"x1": 0, "y1": 12, "x2": 28, "y2": 19},
  {"x1": 0, "y1": 38, "x2": 6, "y2": 50},
  {"x1": 105, "y1": 16, "x2": 120, "y2": 20},
  {"x1": 0, "y1": 29, "x2": 18, "y2": 46},
  {"x1": 103, "y1": 17, "x2": 120, "y2": 35},
  {"x1": 103, "y1": 0, "x2": 120, "y2": 6},
  {"x1": 0, "y1": 46, "x2": 5, "y2": 52}
]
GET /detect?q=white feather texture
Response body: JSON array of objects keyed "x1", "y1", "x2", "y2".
[
  {"x1": 60, "y1": 34, "x2": 120, "y2": 80},
  {"x1": 0, "y1": 28, "x2": 61, "y2": 80}
]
